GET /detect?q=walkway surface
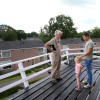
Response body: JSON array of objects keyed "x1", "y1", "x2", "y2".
[{"x1": 5, "y1": 60, "x2": 100, "y2": 100}]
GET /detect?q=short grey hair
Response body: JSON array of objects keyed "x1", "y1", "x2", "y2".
[{"x1": 55, "y1": 30, "x2": 62, "y2": 35}]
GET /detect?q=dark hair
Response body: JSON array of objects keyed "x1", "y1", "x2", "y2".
[{"x1": 83, "y1": 32, "x2": 90, "y2": 37}]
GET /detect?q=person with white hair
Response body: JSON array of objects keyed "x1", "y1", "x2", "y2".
[{"x1": 45, "y1": 30, "x2": 63, "y2": 84}]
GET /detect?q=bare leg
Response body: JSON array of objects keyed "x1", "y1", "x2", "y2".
[{"x1": 76, "y1": 77, "x2": 81, "y2": 89}]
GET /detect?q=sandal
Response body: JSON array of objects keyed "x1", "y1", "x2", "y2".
[{"x1": 75, "y1": 87, "x2": 81, "y2": 91}]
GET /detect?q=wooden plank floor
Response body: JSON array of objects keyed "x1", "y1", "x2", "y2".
[{"x1": 5, "y1": 61, "x2": 100, "y2": 100}]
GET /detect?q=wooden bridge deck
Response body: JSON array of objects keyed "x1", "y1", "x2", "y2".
[{"x1": 5, "y1": 61, "x2": 100, "y2": 100}]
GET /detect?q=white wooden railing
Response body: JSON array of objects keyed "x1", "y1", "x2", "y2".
[{"x1": 0, "y1": 47, "x2": 100, "y2": 93}]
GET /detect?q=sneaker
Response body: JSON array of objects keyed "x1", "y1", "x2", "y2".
[
  {"x1": 75, "y1": 87, "x2": 81, "y2": 91},
  {"x1": 51, "y1": 80, "x2": 57, "y2": 84},
  {"x1": 84, "y1": 84, "x2": 92, "y2": 88},
  {"x1": 56, "y1": 77, "x2": 63, "y2": 81},
  {"x1": 83, "y1": 80, "x2": 88, "y2": 84}
]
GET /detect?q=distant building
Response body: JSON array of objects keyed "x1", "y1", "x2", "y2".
[
  {"x1": 61, "y1": 38, "x2": 100, "y2": 53},
  {"x1": 0, "y1": 38, "x2": 100, "y2": 73},
  {"x1": 0, "y1": 40, "x2": 47, "y2": 73},
  {"x1": 26, "y1": 37, "x2": 41, "y2": 41}
]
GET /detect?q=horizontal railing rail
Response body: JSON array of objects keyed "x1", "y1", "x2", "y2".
[{"x1": 0, "y1": 47, "x2": 100, "y2": 93}]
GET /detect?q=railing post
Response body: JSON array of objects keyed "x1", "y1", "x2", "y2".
[
  {"x1": 66, "y1": 48, "x2": 69, "y2": 64},
  {"x1": 18, "y1": 62, "x2": 29, "y2": 87},
  {"x1": 49, "y1": 53, "x2": 52, "y2": 65}
]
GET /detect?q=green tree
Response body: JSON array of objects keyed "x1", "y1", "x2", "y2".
[
  {"x1": 27, "y1": 32, "x2": 38, "y2": 38},
  {"x1": 39, "y1": 14, "x2": 77, "y2": 43},
  {"x1": 2, "y1": 28, "x2": 17, "y2": 41},
  {"x1": 0, "y1": 25, "x2": 12, "y2": 39},
  {"x1": 75, "y1": 32, "x2": 83, "y2": 37},
  {"x1": 38, "y1": 28, "x2": 49, "y2": 43},
  {"x1": 90, "y1": 27, "x2": 100, "y2": 38},
  {"x1": 76, "y1": 27, "x2": 100, "y2": 39},
  {"x1": 15, "y1": 30, "x2": 27, "y2": 40}
]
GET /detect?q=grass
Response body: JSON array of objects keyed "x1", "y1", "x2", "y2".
[
  {"x1": 0, "y1": 97, "x2": 7, "y2": 100},
  {"x1": 0, "y1": 76, "x2": 46, "y2": 100},
  {"x1": 0, "y1": 72, "x2": 34, "y2": 84},
  {"x1": 0, "y1": 64, "x2": 50, "y2": 83},
  {"x1": 0, "y1": 63, "x2": 51, "y2": 100},
  {"x1": 93, "y1": 53, "x2": 100, "y2": 56}
]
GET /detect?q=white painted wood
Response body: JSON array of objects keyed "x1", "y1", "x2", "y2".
[
  {"x1": 93, "y1": 56, "x2": 100, "y2": 58},
  {"x1": 61, "y1": 60, "x2": 68, "y2": 64},
  {"x1": 49, "y1": 53, "x2": 52, "y2": 65},
  {"x1": 26, "y1": 67, "x2": 51, "y2": 81},
  {"x1": 18, "y1": 62, "x2": 29, "y2": 87},
  {"x1": 23, "y1": 60, "x2": 50, "y2": 71},
  {"x1": 66, "y1": 48, "x2": 69, "y2": 64},
  {"x1": 68, "y1": 52, "x2": 84, "y2": 55},
  {"x1": 0, "y1": 47, "x2": 100, "y2": 68},
  {"x1": 0, "y1": 70, "x2": 20, "y2": 80},
  {"x1": 0, "y1": 79, "x2": 23, "y2": 93},
  {"x1": 61, "y1": 54, "x2": 66, "y2": 58},
  {"x1": 0, "y1": 53, "x2": 50, "y2": 68},
  {"x1": 0, "y1": 47, "x2": 100, "y2": 93}
]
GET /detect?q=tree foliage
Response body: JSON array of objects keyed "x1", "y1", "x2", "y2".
[
  {"x1": 27, "y1": 32, "x2": 39, "y2": 38},
  {"x1": 76, "y1": 27, "x2": 100, "y2": 39},
  {"x1": 15, "y1": 30, "x2": 27, "y2": 40},
  {"x1": 39, "y1": 14, "x2": 77, "y2": 43},
  {"x1": 90, "y1": 27, "x2": 100, "y2": 38},
  {"x1": 0, "y1": 25, "x2": 38, "y2": 41},
  {"x1": 1, "y1": 19, "x2": 100, "y2": 42},
  {"x1": 2, "y1": 28, "x2": 17, "y2": 41}
]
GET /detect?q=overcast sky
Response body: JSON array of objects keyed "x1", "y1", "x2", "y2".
[{"x1": 0, "y1": 0, "x2": 100, "y2": 33}]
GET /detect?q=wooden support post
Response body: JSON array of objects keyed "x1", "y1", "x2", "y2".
[
  {"x1": 66, "y1": 48, "x2": 69, "y2": 64},
  {"x1": 18, "y1": 62, "x2": 29, "y2": 87}
]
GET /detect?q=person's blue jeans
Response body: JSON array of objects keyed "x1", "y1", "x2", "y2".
[{"x1": 84, "y1": 59, "x2": 92, "y2": 85}]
